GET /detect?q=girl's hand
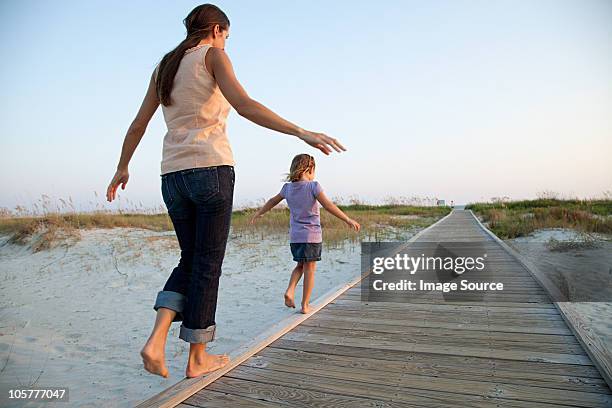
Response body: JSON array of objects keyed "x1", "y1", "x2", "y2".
[
  {"x1": 298, "y1": 130, "x2": 346, "y2": 155},
  {"x1": 106, "y1": 168, "x2": 130, "y2": 202},
  {"x1": 346, "y1": 218, "x2": 361, "y2": 232}
]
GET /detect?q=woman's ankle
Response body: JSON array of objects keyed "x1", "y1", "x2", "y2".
[{"x1": 188, "y1": 343, "x2": 206, "y2": 357}]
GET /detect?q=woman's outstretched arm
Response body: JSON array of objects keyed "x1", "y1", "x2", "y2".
[
  {"x1": 106, "y1": 70, "x2": 160, "y2": 202},
  {"x1": 208, "y1": 48, "x2": 346, "y2": 156}
]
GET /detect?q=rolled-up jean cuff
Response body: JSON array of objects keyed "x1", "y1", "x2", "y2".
[
  {"x1": 153, "y1": 290, "x2": 185, "y2": 322},
  {"x1": 179, "y1": 324, "x2": 216, "y2": 343}
]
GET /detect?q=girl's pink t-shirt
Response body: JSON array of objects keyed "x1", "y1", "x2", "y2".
[{"x1": 279, "y1": 180, "x2": 323, "y2": 243}]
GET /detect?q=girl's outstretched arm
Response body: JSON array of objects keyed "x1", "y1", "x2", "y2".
[
  {"x1": 250, "y1": 194, "x2": 284, "y2": 224},
  {"x1": 316, "y1": 191, "x2": 361, "y2": 231},
  {"x1": 207, "y1": 47, "x2": 346, "y2": 156}
]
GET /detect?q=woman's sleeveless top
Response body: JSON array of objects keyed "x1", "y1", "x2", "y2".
[{"x1": 154, "y1": 44, "x2": 235, "y2": 175}]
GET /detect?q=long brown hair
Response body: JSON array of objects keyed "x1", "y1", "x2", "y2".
[
  {"x1": 156, "y1": 4, "x2": 230, "y2": 106},
  {"x1": 286, "y1": 154, "x2": 315, "y2": 182}
]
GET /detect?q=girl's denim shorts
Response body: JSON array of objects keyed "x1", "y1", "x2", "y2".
[{"x1": 290, "y1": 242, "x2": 322, "y2": 262}]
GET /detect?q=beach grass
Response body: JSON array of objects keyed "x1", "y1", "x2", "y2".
[
  {"x1": 466, "y1": 199, "x2": 612, "y2": 239},
  {"x1": 232, "y1": 204, "x2": 451, "y2": 245},
  {"x1": 0, "y1": 197, "x2": 451, "y2": 251}
]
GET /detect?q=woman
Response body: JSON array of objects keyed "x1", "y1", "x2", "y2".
[{"x1": 105, "y1": 3, "x2": 345, "y2": 379}]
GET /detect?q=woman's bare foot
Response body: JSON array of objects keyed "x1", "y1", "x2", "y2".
[
  {"x1": 284, "y1": 291, "x2": 295, "y2": 308},
  {"x1": 301, "y1": 303, "x2": 311, "y2": 314},
  {"x1": 185, "y1": 352, "x2": 230, "y2": 378},
  {"x1": 140, "y1": 340, "x2": 169, "y2": 378}
]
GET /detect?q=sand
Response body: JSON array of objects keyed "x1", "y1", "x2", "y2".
[
  {"x1": 507, "y1": 228, "x2": 612, "y2": 373},
  {"x1": 0, "y1": 224, "x2": 420, "y2": 407},
  {"x1": 507, "y1": 228, "x2": 612, "y2": 302}
]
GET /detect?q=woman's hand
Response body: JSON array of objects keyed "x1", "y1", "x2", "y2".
[
  {"x1": 249, "y1": 213, "x2": 262, "y2": 225},
  {"x1": 298, "y1": 130, "x2": 346, "y2": 155},
  {"x1": 345, "y1": 218, "x2": 361, "y2": 232},
  {"x1": 106, "y1": 167, "x2": 130, "y2": 202}
]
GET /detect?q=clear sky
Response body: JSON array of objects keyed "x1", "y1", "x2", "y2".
[{"x1": 1, "y1": 0, "x2": 610, "y2": 212}]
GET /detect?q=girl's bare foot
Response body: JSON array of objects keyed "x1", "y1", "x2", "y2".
[
  {"x1": 301, "y1": 303, "x2": 311, "y2": 314},
  {"x1": 284, "y1": 291, "x2": 296, "y2": 308},
  {"x1": 140, "y1": 340, "x2": 169, "y2": 378},
  {"x1": 186, "y1": 352, "x2": 230, "y2": 378}
]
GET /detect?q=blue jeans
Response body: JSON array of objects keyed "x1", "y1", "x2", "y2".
[{"x1": 153, "y1": 165, "x2": 234, "y2": 344}]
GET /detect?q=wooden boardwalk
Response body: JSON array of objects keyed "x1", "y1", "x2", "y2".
[{"x1": 139, "y1": 210, "x2": 612, "y2": 408}]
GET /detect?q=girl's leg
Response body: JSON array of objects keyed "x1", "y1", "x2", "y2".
[
  {"x1": 301, "y1": 261, "x2": 316, "y2": 314},
  {"x1": 284, "y1": 262, "x2": 304, "y2": 308}
]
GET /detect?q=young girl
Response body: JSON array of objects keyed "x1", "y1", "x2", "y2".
[{"x1": 250, "y1": 154, "x2": 360, "y2": 314}]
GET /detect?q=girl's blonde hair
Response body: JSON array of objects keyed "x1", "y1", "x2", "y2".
[{"x1": 285, "y1": 153, "x2": 315, "y2": 182}]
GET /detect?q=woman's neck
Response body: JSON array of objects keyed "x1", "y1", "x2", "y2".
[{"x1": 197, "y1": 39, "x2": 214, "y2": 47}]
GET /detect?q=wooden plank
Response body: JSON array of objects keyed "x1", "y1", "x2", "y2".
[
  {"x1": 205, "y1": 376, "x2": 406, "y2": 408},
  {"x1": 226, "y1": 365, "x2": 612, "y2": 408},
  {"x1": 332, "y1": 298, "x2": 559, "y2": 313},
  {"x1": 344, "y1": 292, "x2": 555, "y2": 302},
  {"x1": 289, "y1": 325, "x2": 587, "y2": 356},
  {"x1": 270, "y1": 339, "x2": 603, "y2": 378},
  {"x1": 318, "y1": 308, "x2": 571, "y2": 327},
  {"x1": 180, "y1": 389, "x2": 284, "y2": 407},
  {"x1": 224, "y1": 366, "x2": 531, "y2": 408},
  {"x1": 303, "y1": 315, "x2": 580, "y2": 344},
  {"x1": 243, "y1": 349, "x2": 611, "y2": 399},
  {"x1": 558, "y1": 302, "x2": 612, "y2": 391},
  {"x1": 338, "y1": 295, "x2": 560, "y2": 308},
  {"x1": 282, "y1": 328, "x2": 593, "y2": 365},
  {"x1": 325, "y1": 302, "x2": 565, "y2": 320},
  {"x1": 254, "y1": 346, "x2": 610, "y2": 394},
  {"x1": 302, "y1": 312, "x2": 574, "y2": 335}
]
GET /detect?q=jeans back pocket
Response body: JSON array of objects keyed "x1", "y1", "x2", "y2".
[{"x1": 182, "y1": 167, "x2": 220, "y2": 202}]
